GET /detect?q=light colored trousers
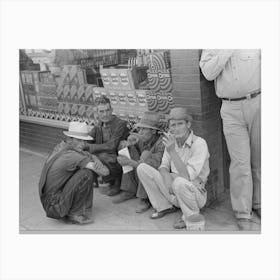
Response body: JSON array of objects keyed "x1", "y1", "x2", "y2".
[
  {"x1": 137, "y1": 163, "x2": 207, "y2": 218},
  {"x1": 220, "y1": 95, "x2": 261, "y2": 219}
]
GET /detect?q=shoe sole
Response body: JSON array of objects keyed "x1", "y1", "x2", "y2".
[{"x1": 112, "y1": 196, "x2": 135, "y2": 204}]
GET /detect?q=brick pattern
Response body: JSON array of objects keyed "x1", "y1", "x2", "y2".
[
  {"x1": 20, "y1": 121, "x2": 64, "y2": 154},
  {"x1": 170, "y1": 49, "x2": 228, "y2": 203}
]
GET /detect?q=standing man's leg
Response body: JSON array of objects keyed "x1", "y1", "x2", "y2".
[
  {"x1": 220, "y1": 101, "x2": 253, "y2": 226},
  {"x1": 244, "y1": 95, "x2": 261, "y2": 217}
]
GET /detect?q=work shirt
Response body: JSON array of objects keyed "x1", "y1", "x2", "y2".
[
  {"x1": 44, "y1": 150, "x2": 91, "y2": 195},
  {"x1": 159, "y1": 131, "x2": 210, "y2": 184},
  {"x1": 88, "y1": 115, "x2": 129, "y2": 154},
  {"x1": 199, "y1": 49, "x2": 261, "y2": 98},
  {"x1": 136, "y1": 134, "x2": 165, "y2": 169}
]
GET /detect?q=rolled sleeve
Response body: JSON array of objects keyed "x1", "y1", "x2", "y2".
[
  {"x1": 200, "y1": 49, "x2": 234, "y2": 81},
  {"x1": 64, "y1": 151, "x2": 92, "y2": 171},
  {"x1": 186, "y1": 139, "x2": 209, "y2": 181}
]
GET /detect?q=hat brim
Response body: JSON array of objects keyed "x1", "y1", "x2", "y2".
[
  {"x1": 63, "y1": 131, "x2": 93, "y2": 141},
  {"x1": 135, "y1": 123, "x2": 160, "y2": 130},
  {"x1": 167, "y1": 115, "x2": 192, "y2": 122}
]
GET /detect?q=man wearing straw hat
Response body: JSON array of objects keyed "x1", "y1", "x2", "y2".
[
  {"x1": 39, "y1": 121, "x2": 109, "y2": 225},
  {"x1": 113, "y1": 111, "x2": 165, "y2": 213},
  {"x1": 137, "y1": 107, "x2": 210, "y2": 230}
]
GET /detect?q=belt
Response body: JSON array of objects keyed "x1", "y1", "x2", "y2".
[{"x1": 221, "y1": 91, "x2": 261, "y2": 102}]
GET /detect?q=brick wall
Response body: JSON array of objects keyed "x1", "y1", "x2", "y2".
[
  {"x1": 20, "y1": 121, "x2": 64, "y2": 154},
  {"x1": 170, "y1": 49, "x2": 228, "y2": 203}
]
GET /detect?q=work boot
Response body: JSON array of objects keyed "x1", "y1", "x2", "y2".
[
  {"x1": 236, "y1": 218, "x2": 253, "y2": 231},
  {"x1": 107, "y1": 178, "x2": 121, "y2": 196},
  {"x1": 112, "y1": 191, "x2": 135, "y2": 204},
  {"x1": 173, "y1": 217, "x2": 186, "y2": 229},
  {"x1": 135, "y1": 199, "x2": 151, "y2": 213}
]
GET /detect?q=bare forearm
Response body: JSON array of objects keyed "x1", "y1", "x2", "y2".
[{"x1": 169, "y1": 150, "x2": 190, "y2": 180}]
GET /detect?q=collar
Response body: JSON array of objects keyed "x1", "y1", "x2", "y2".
[{"x1": 176, "y1": 130, "x2": 194, "y2": 149}]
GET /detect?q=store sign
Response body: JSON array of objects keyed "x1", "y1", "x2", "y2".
[
  {"x1": 120, "y1": 72, "x2": 129, "y2": 85},
  {"x1": 136, "y1": 93, "x2": 147, "y2": 107},
  {"x1": 127, "y1": 93, "x2": 137, "y2": 106},
  {"x1": 118, "y1": 93, "x2": 127, "y2": 105},
  {"x1": 111, "y1": 73, "x2": 119, "y2": 86},
  {"x1": 109, "y1": 92, "x2": 118, "y2": 105},
  {"x1": 101, "y1": 73, "x2": 110, "y2": 85}
]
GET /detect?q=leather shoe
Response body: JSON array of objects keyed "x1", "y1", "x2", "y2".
[
  {"x1": 150, "y1": 207, "x2": 177, "y2": 219},
  {"x1": 236, "y1": 218, "x2": 253, "y2": 231},
  {"x1": 136, "y1": 199, "x2": 151, "y2": 213},
  {"x1": 112, "y1": 191, "x2": 135, "y2": 204},
  {"x1": 173, "y1": 217, "x2": 186, "y2": 229},
  {"x1": 107, "y1": 187, "x2": 121, "y2": 196},
  {"x1": 66, "y1": 214, "x2": 93, "y2": 225}
]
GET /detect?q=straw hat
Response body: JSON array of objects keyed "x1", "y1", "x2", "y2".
[
  {"x1": 63, "y1": 121, "x2": 93, "y2": 141},
  {"x1": 135, "y1": 111, "x2": 161, "y2": 130}
]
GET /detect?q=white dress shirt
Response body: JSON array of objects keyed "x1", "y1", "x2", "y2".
[{"x1": 200, "y1": 49, "x2": 261, "y2": 98}]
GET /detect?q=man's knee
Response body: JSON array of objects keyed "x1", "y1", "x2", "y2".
[
  {"x1": 136, "y1": 163, "x2": 150, "y2": 177},
  {"x1": 77, "y1": 168, "x2": 95, "y2": 183},
  {"x1": 172, "y1": 177, "x2": 193, "y2": 194}
]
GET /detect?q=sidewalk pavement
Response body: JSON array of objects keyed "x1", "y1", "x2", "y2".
[{"x1": 19, "y1": 148, "x2": 261, "y2": 233}]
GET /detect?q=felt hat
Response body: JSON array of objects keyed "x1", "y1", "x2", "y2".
[{"x1": 135, "y1": 111, "x2": 161, "y2": 130}]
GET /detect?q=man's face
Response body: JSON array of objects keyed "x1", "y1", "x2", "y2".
[
  {"x1": 96, "y1": 103, "x2": 113, "y2": 123},
  {"x1": 72, "y1": 138, "x2": 86, "y2": 150},
  {"x1": 138, "y1": 127, "x2": 155, "y2": 142},
  {"x1": 169, "y1": 119, "x2": 190, "y2": 139}
]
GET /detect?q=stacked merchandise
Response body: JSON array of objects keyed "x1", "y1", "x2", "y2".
[
  {"x1": 20, "y1": 71, "x2": 41, "y2": 111},
  {"x1": 56, "y1": 65, "x2": 98, "y2": 124},
  {"x1": 146, "y1": 51, "x2": 175, "y2": 114},
  {"x1": 99, "y1": 65, "x2": 149, "y2": 123}
]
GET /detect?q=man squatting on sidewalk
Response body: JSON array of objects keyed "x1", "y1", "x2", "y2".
[
  {"x1": 39, "y1": 122, "x2": 109, "y2": 225},
  {"x1": 137, "y1": 107, "x2": 210, "y2": 230}
]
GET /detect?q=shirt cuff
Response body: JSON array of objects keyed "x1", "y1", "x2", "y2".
[{"x1": 79, "y1": 158, "x2": 92, "y2": 169}]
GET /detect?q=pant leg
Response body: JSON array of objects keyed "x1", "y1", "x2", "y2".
[
  {"x1": 120, "y1": 170, "x2": 138, "y2": 194},
  {"x1": 220, "y1": 101, "x2": 253, "y2": 219},
  {"x1": 243, "y1": 95, "x2": 261, "y2": 210},
  {"x1": 136, "y1": 181, "x2": 148, "y2": 199},
  {"x1": 97, "y1": 152, "x2": 123, "y2": 184},
  {"x1": 46, "y1": 169, "x2": 95, "y2": 218},
  {"x1": 136, "y1": 163, "x2": 178, "y2": 212},
  {"x1": 172, "y1": 177, "x2": 207, "y2": 218}
]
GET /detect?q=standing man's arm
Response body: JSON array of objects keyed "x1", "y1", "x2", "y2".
[{"x1": 199, "y1": 49, "x2": 234, "y2": 81}]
